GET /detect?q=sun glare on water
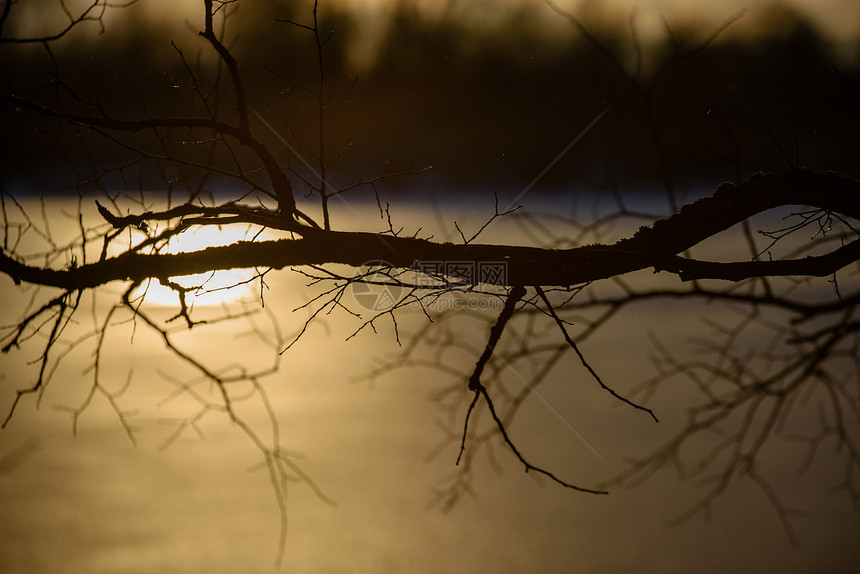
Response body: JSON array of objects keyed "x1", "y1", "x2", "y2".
[{"x1": 135, "y1": 224, "x2": 263, "y2": 307}]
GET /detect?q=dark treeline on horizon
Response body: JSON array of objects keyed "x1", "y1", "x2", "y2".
[{"x1": 2, "y1": 0, "x2": 859, "y2": 199}]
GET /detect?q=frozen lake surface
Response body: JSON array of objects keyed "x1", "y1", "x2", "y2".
[{"x1": 1, "y1": 194, "x2": 858, "y2": 573}]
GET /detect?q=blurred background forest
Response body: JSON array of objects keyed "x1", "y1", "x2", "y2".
[{"x1": 2, "y1": 0, "x2": 859, "y2": 198}]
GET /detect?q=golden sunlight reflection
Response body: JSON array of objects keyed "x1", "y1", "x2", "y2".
[
  {"x1": 134, "y1": 224, "x2": 263, "y2": 307},
  {"x1": 2, "y1": 196, "x2": 859, "y2": 573}
]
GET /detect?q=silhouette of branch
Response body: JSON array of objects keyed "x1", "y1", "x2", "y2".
[
  {"x1": 0, "y1": 0, "x2": 139, "y2": 44},
  {"x1": 456, "y1": 285, "x2": 607, "y2": 495},
  {"x1": 3, "y1": 1, "x2": 859, "y2": 567},
  {"x1": 2, "y1": 170, "x2": 857, "y2": 293},
  {"x1": 534, "y1": 285, "x2": 658, "y2": 421}
]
